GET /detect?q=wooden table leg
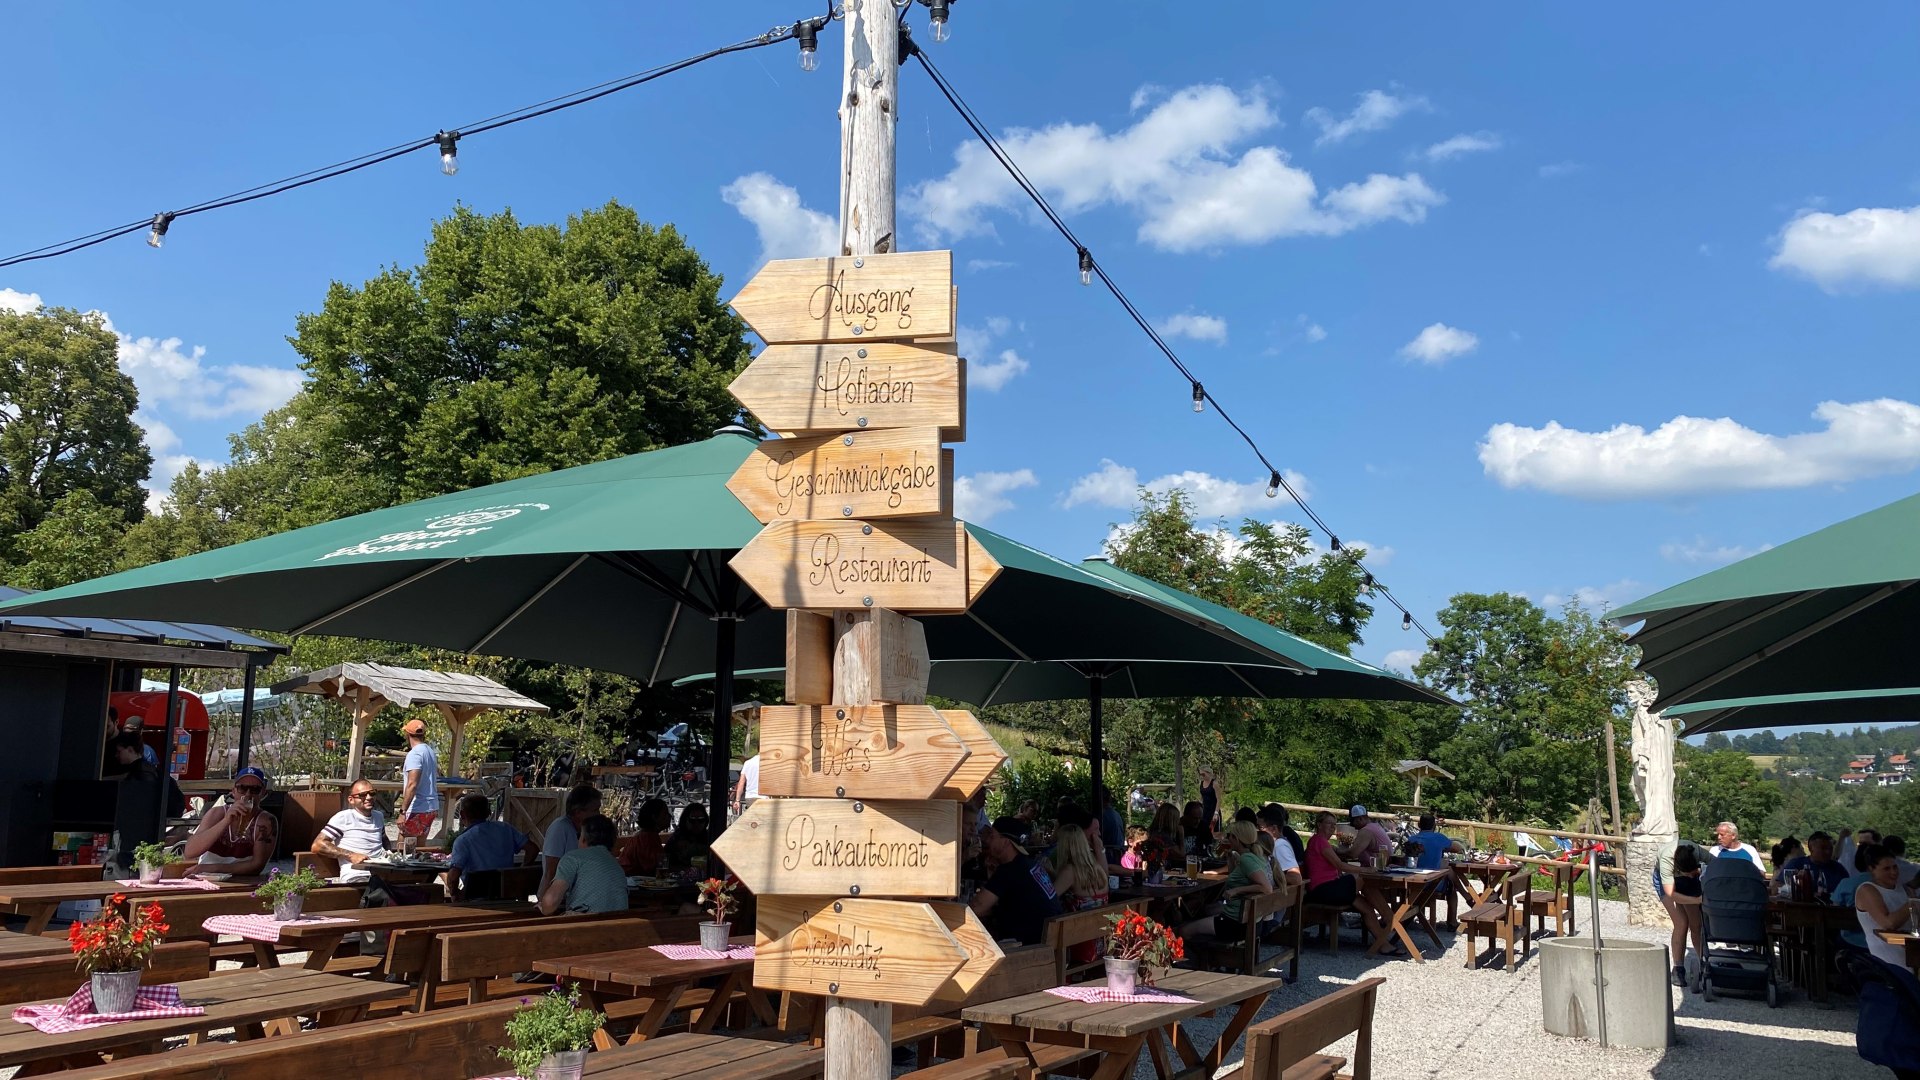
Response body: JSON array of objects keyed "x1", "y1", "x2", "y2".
[
  {"x1": 575, "y1": 987, "x2": 622, "y2": 1052},
  {"x1": 691, "y1": 972, "x2": 743, "y2": 1034},
  {"x1": 626, "y1": 985, "x2": 687, "y2": 1043},
  {"x1": 1204, "y1": 994, "x2": 1270, "y2": 1070},
  {"x1": 316, "y1": 1004, "x2": 367, "y2": 1027},
  {"x1": 251, "y1": 940, "x2": 280, "y2": 968},
  {"x1": 1390, "y1": 895, "x2": 1427, "y2": 964},
  {"x1": 983, "y1": 1024, "x2": 1041, "y2": 1078},
  {"x1": 1146, "y1": 1029, "x2": 1176, "y2": 1079},
  {"x1": 1088, "y1": 1036, "x2": 1146, "y2": 1080},
  {"x1": 743, "y1": 986, "x2": 778, "y2": 1027},
  {"x1": 300, "y1": 932, "x2": 348, "y2": 971},
  {"x1": 20, "y1": 904, "x2": 57, "y2": 936}
]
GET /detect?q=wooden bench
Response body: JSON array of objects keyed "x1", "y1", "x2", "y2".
[
  {"x1": 50, "y1": 997, "x2": 522, "y2": 1080},
  {"x1": 1190, "y1": 882, "x2": 1301, "y2": 980},
  {"x1": 915, "y1": 944, "x2": 1098, "y2": 1075},
  {"x1": 1044, "y1": 898, "x2": 1147, "y2": 984},
  {"x1": 436, "y1": 912, "x2": 704, "y2": 1008},
  {"x1": 0, "y1": 941, "x2": 209, "y2": 1007},
  {"x1": 1527, "y1": 862, "x2": 1575, "y2": 938},
  {"x1": 899, "y1": 1055, "x2": 1024, "y2": 1080},
  {"x1": 1462, "y1": 873, "x2": 1534, "y2": 971},
  {"x1": 0, "y1": 865, "x2": 106, "y2": 887},
  {"x1": 160, "y1": 886, "x2": 368, "y2": 970},
  {"x1": 1221, "y1": 976, "x2": 1383, "y2": 1080}
]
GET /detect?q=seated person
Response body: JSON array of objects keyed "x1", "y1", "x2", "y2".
[
  {"x1": 1406, "y1": 814, "x2": 1462, "y2": 871},
  {"x1": 1304, "y1": 810, "x2": 1387, "y2": 943},
  {"x1": 1835, "y1": 843, "x2": 1881, "y2": 949},
  {"x1": 663, "y1": 803, "x2": 712, "y2": 871},
  {"x1": 1179, "y1": 801, "x2": 1214, "y2": 858},
  {"x1": 541, "y1": 784, "x2": 602, "y2": 896},
  {"x1": 1255, "y1": 804, "x2": 1303, "y2": 886},
  {"x1": 1339, "y1": 805, "x2": 1392, "y2": 868},
  {"x1": 313, "y1": 780, "x2": 390, "y2": 883},
  {"x1": 539, "y1": 814, "x2": 631, "y2": 915},
  {"x1": 1856, "y1": 844, "x2": 1918, "y2": 967},
  {"x1": 970, "y1": 822, "x2": 1062, "y2": 945},
  {"x1": 1147, "y1": 803, "x2": 1185, "y2": 855},
  {"x1": 1769, "y1": 836, "x2": 1804, "y2": 884},
  {"x1": 110, "y1": 733, "x2": 186, "y2": 814},
  {"x1": 1181, "y1": 821, "x2": 1273, "y2": 942},
  {"x1": 182, "y1": 766, "x2": 277, "y2": 876},
  {"x1": 1779, "y1": 831, "x2": 1850, "y2": 895},
  {"x1": 617, "y1": 798, "x2": 674, "y2": 875},
  {"x1": 445, "y1": 793, "x2": 538, "y2": 901}
]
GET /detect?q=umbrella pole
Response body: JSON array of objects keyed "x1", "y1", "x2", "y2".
[
  {"x1": 1089, "y1": 675, "x2": 1103, "y2": 813},
  {"x1": 236, "y1": 661, "x2": 258, "y2": 773},
  {"x1": 157, "y1": 665, "x2": 181, "y2": 845},
  {"x1": 711, "y1": 614, "x2": 736, "y2": 830}
]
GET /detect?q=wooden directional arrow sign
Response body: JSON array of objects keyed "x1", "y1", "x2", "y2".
[
  {"x1": 758, "y1": 704, "x2": 969, "y2": 800},
  {"x1": 753, "y1": 897, "x2": 966, "y2": 1007},
  {"x1": 926, "y1": 901, "x2": 1004, "y2": 1003},
  {"x1": 729, "y1": 519, "x2": 1000, "y2": 613},
  {"x1": 931, "y1": 709, "x2": 1010, "y2": 801},
  {"x1": 710, "y1": 798, "x2": 960, "y2": 898},
  {"x1": 729, "y1": 342, "x2": 964, "y2": 440},
  {"x1": 730, "y1": 251, "x2": 953, "y2": 345},
  {"x1": 727, "y1": 430, "x2": 952, "y2": 525}
]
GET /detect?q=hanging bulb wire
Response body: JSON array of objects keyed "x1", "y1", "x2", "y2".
[
  {"x1": 434, "y1": 130, "x2": 460, "y2": 176},
  {"x1": 1402, "y1": 611, "x2": 1413, "y2": 631},
  {"x1": 795, "y1": 17, "x2": 820, "y2": 71},
  {"x1": 1077, "y1": 247, "x2": 1093, "y2": 286},
  {"x1": 146, "y1": 212, "x2": 174, "y2": 249},
  {"x1": 1265, "y1": 471, "x2": 1281, "y2": 499},
  {"x1": 928, "y1": 0, "x2": 950, "y2": 41},
  {"x1": 1191, "y1": 382, "x2": 1205, "y2": 413}
]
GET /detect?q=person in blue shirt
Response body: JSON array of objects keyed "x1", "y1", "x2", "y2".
[
  {"x1": 1406, "y1": 814, "x2": 1462, "y2": 871},
  {"x1": 445, "y1": 793, "x2": 538, "y2": 901},
  {"x1": 1779, "y1": 831, "x2": 1850, "y2": 896},
  {"x1": 397, "y1": 719, "x2": 441, "y2": 840},
  {"x1": 1097, "y1": 789, "x2": 1126, "y2": 866}
]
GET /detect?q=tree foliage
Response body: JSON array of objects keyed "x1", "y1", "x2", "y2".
[{"x1": 1674, "y1": 745, "x2": 1782, "y2": 839}]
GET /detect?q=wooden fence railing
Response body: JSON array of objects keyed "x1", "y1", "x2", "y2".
[{"x1": 1277, "y1": 802, "x2": 1630, "y2": 880}]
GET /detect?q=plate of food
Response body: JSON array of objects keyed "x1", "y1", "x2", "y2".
[{"x1": 192, "y1": 872, "x2": 233, "y2": 882}]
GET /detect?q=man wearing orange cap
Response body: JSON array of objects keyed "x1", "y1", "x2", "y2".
[{"x1": 396, "y1": 718, "x2": 441, "y2": 841}]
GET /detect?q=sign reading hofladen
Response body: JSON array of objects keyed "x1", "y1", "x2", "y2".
[
  {"x1": 726, "y1": 429, "x2": 952, "y2": 524},
  {"x1": 729, "y1": 342, "x2": 964, "y2": 440},
  {"x1": 729, "y1": 251, "x2": 954, "y2": 345},
  {"x1": 710, "y1": 798, "x2": 961, "y2": 898},
  {"x1": 758, "y1": 704, "x2": 969, "y2": 800},
  {"x1": 753, "y1": 897, "x2": 968, "y2": 1007},
  {"x1": 729, "y1": 519, "x2": 1001, "y2": 613}
]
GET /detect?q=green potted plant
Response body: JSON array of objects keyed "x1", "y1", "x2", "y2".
[
  {"x1": 131, "y1": 842, "x2": 170, "y2": 885},
  {"x1": 67, "y1": 895, "x2": 169, "y2": 1013},
  {"x1": 254, "y1": 865, "x2": 325, "y2": 921},
  {"x1": 695, "y1": 876, "x2": 740, "y2": 952},
  {"x1": 498, "y1": 987, "x2": 603, "y2": 1080}
]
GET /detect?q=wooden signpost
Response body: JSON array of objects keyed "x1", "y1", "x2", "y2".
[
  {"x1": 757, "y1": 704, "x2": 971, "y2": 800},
  {"x1": 753, "y1": 897, "x2": 967, "y2": 1008},
  {"x1": 714, "y1": 242, "x2": 1002, "y2": 1077},
  {"x1": 726, "y1": 429, "x2": 953, "y2": 524},
  {"x1": 708, "y1": 798, "x2": 962, "y2": 899}
]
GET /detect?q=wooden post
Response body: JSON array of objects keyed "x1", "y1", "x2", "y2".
[
  {"x1": 346, "y1": 685, "x2": 373, "y2": 783},
  {"x1": 1603, "y1": 714, "x2": 1623, "y2": 836}
]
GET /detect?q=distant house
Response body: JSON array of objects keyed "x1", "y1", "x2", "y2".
[
  {"x1": 1875, "y1": 772, "x2": 1904, "y2": 787},
  {"x1": 1841, "y1": 773, "x2": 1869, "y2": 786},
  {"x1": 1891, "y1": 753, "x2": 1911, "y2": 774}
]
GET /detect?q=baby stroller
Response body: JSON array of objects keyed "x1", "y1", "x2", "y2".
[
  {"x1": 1843, "y1": 948, "x2": 1920, "y2": 1078},
  {"x1": 1699, "y1": 856, "x2": 1781, "y2": 1006}
]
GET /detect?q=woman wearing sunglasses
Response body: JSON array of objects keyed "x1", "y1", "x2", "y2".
[{"x1": 182, "y1": 766, "x2": 278, "y2": 877}]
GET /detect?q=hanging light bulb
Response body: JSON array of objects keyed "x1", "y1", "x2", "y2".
[
  {"x1": 1191, "y1": 382, "x2": 1205, "y2": 413},
  {"x1": 1077, "y1": 247, "x2": 1093, "y2": 286},
  {"x1": 1362, "y1": 572, "x2": 1375, "y2": 589},
  {"x1": 795, "y1": 18, "x2": 820, "y2": 71},
  {"x1": 1266, "y1": 471, "x2": 1281, "y2": 498},
  {"x1": 1330, "y1": 536, "x2": 1342, "y2": 553},
  {"x1": 928, "y1": 0, "x2": 951, "y2": 42},
  {"x1": 146, "y1": 212, "x2": 174, "y2": 249},
  {"x1": 1402, "y1": 611, "x2": 1413, "y2": 631},
  {"x1": 435, "y1": 130, "x2": 460, "y2": 176}
]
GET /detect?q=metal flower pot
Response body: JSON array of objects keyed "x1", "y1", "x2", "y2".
[
  {"x1": 137, "y1": 865, "x2": 163, "y2": 885},
  {"x1": 90, "y1": 969, "x2": 141, "y2": 1014},
  {"x1": 699, "y1": 921, "x2": 731, "y2": 952},
  {"x1": 1104, "y1": 957, "x2": 1139, "y2": 996},
  {"x1": 534, "y1": 1049, "x2": 588, "y2": 1080},
  {"x1": 273, "y1": 894, "x2": 305, "y2": 922}
]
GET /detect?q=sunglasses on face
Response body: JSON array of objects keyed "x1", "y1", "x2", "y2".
[
  {"x1": 233, "y1": 785, "x2": 264, "y2": 795},
  {"x1": 348, "y1": 791, "x2": 377, "y2": 800}
]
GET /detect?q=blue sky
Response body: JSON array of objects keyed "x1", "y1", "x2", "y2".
[{"x1": 5, "y1": 2, "x2": 1920, "y2": 678}]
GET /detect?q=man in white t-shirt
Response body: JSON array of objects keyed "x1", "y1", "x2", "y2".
[
  {"x1": 397, "y1": 719, "x2": 441, "y2": 840},
  {"x1": 731, "y1": 754, "x2": 761, "y2": 817},
  {"x1": 313, "y1": 780, "x2": 389, "y2": 883},
  {"x1": 1709, "y1": 821, "x2": 1765, "y2": 869}
]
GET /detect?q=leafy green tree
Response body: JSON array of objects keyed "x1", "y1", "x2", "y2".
[
  {"x1": 1414, "y1": 593, "x2": 1636, "y2": 823},
  {"x1": 0, "y1": 306, "x2": 150, "y2": 563},
  {"x1": 1675, "y1": 745, "x2": 1782, "y2": 840},
  {"x1": 4, "y1": 489, "x2": 129, "y2": 589}
]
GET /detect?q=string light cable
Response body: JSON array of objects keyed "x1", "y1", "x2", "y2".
[
  {"x1": 0, "y1": 13, "x2": 836, "y2": 269},
  {"x1": 905, "y1": 41, "x2": 1434, "y2": 640}
]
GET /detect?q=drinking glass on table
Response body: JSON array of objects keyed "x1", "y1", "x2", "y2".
[
  {"x1": 401, "y1": 835, "x2": 418, "y2": 856},
  {"x1": 1185, "y1": 855, "x2": 1200, "y2": 879}
]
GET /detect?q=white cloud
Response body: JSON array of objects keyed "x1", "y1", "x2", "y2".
[
  {"x1": 1159, "y1": 311, "x2": 1228, "y2": 344},
  {"x1": 1381, "y1": 648, "x2": 1425, "y2": 674},
  {"x1": 965, "y1": 258, "x2": 1014, "y2": 272},
  {"x1": 1538, "y1": 161, "x2": 1585, "y2": 179},
  {"x1": 0, "y1": 288, "x2": 44, "y2": 314},
  {"x1": 972, "y1": 350, "x2": 1030, "y2": 392},
  {"x1": 1769, "y1": 205, "x2": 1920, "y2": 291},
  {"x1": 133, "y1": 412, "x2": 196, "y2": 512},
  {"x1": 1542, "y1": 579, "x2": 1643, "y2": 612},
  {"x1": 1398, "y1": 323, "x2": 1478, "y2": 365},
  {"x1": 720, "y1": 172, "x2": 837, "y2": 267},
  {"x1": 103, "y1": 315, "x2": 301, "y2": 420},
  {"x1": 1064, "y1": 459, "x2": 1310, "y2": 519},
  {"x1": 1305, "y1": 89, "x2": 1430, "y2": 146},
  {"x1": 1479, "y1": 398, "x2": 1920, "y2": 499},
  {"x1": 1129, "y1": 84, "x2": 1165, "y2": 113},
  {"x1": 908, "y1": 84, "x2": 1444, "y2": 253},
  {"x1": 954, "y1": 469, "x2": 1037, "y2": 524},
  {"x1": 1422, "y1": 132, "x2": 1502, "y2": 161},
  {"x1": 1659, "y1": 537, "x2": 1773, "y2": 566}
]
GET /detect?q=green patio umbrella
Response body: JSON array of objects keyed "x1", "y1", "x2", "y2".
[
  {"x1": 0, "y1": 430, "x2": 1313, "y2": 824},
  {"x1": 1609, "y1": 490, "x2": 1920, "y2": 710},
  {"x1": 1664, "y1": 687, "x2": 1920, "y2": 736}
]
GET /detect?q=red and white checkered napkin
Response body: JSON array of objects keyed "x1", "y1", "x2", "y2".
[
  {"x1": 648, "y1": 942, "x2": 755, "y2": 961},
  {"x1": 12, "y1": 983, "x2": 206, "y2": 1033},
  {"x1": 1043, "y1": 985, "x2": 1198, "y2": 1005},
  {"x1": 114, "y1": 877, "x2": 222, "y2": 891},
  {"x1": 202, "y1": 912, "x2": 356, "y2": 944}
]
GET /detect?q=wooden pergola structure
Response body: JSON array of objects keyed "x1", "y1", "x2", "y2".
[
  {"x1": 270, "y1": 662, "x2": 549, "y2": 781},
  {"x1": 1393, "y1": 758, "x2": 1455, "y2": 807}
]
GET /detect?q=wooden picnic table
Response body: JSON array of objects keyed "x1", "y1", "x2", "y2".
[
  {"x1": 0, "y1": 967, "x2": 408, "y2": 1074},
  {"x1": 0, "y1": 880, "x2": 254, "y2": 936},
  {"x1": 1772, "y1": 899, "x2": 1861, "y2": 1005},
  {"x1": 0, "y1": 933, "x2": 74, "y2": 960},
  {"x1": 535, "y1": 938, "x2": 775, "y2": 1048},
  {"x1": 1112, "y1": 871, "x2": 1226, "y2": 922},
  {"x1": 1451, "y1": 860, "x2": 1526, "y2": 908},
  {"x1": 578, "y1": 1031, "x2": 822, "y2": 1080},
  {"x1": 963, "y1": 968, "x2": 1282, "y2": 1080},
  {"x1": 1875, "y1": 930, "x2": 1920, "y2": 978},
  {"x1": 1353, "y1": 867, "x2": 1451, "y2": 962},
  {"x1": 245, "y1": 901, "x2": 534, "y2": 970}
]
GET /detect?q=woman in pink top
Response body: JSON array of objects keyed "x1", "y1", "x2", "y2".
[{"x1": 1304, "y1": 811, "x2": 1390, "y2": 950}]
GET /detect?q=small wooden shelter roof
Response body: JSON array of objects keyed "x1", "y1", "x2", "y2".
[
  {"x1": 270, "y1": 662, "x2": 548, "y2": 714},
  {"x1": 1393, "y1": 759, "x2": 1455, "y2": 781}
]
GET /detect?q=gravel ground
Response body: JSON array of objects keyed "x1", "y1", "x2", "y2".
[{"x1": 1130, "y1": 897, "x2": 1883, "y2": 1080}]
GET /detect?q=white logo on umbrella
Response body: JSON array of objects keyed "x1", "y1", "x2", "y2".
[{"x1": 318, "y1": 503, "x2": 551, "y2": 562}]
